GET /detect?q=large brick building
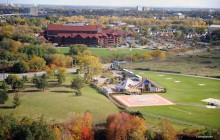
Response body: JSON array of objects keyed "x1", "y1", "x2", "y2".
[{"x1": 44, "y1": 24, "x2": 124, "y2": 47}]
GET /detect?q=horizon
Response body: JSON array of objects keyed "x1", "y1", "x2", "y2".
[{"x1": 0, "y1": 0, "x2": 220, "y2": 8}]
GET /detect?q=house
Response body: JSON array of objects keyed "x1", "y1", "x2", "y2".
[
  {"x1": 134, "y1": 79, "x2": 164, "y2": 92},
  {"x1": 115, "y1": 78, "x2": 139, "y2": 92},
  {"x1": 115, "y1": 78, "x2": 164, "y2": 94}
]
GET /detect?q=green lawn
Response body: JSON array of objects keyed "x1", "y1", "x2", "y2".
[
  {"x1": 0, "y1": 74, "x2": 119, "y2": 124},
  {"x1": 57, "y1": 47, "x2": 151, "y2": 57},
  {"x1": 128, "y1": 71, "x2": 220, "y2": 129}
]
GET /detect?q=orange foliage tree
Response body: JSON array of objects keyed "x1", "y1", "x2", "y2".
[
  {"x1": 106, "y1": 112, "x2": 147, "y2": 140},
  {"x1": 53, "y1": 112, "x2": 93, "y2": 140}
]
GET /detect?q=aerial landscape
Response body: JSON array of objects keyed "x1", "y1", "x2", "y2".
[{"x1": 0, "y1": 0, "x2": 220, "y2": 139}]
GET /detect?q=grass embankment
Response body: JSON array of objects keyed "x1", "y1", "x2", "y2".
[
  {"x1": 128, "y1": 71, "x2": 220, "y2": 129},
  {"x1": 0, "y1": 73, "x2": 119, "y2": 124}
]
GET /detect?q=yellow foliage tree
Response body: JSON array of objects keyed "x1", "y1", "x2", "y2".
[
  {"x1": 28, "y1": 56, "x2": 46, "y2": 72},
  {"x1": 77, "y1": 51, "x2": 102, "y2": 82},
  {"x1": 0, "y1": 25, "x2": 15, "y2": 38}
]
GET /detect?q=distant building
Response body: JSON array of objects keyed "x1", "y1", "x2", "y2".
[
  {"x1": 137, "y1": 6, "x2": 150, "y2": 12},
  {"x1": 44, "y1": 24, "x2": 124, "y2": 47},
  {"x1": 23, "y1": 6, "x2": 38, "y2": 16},
  {"x1": 137, "y1": 6, "x2": 143, "y2": 11},
  {"x1": 208, "y1": 25, "x2": 220, "y2": 34},
  {"x1": 143, "y1": 6, "x2": 150, "y2": 11},
  {"x1": 173, "y1": 13, "x2": 185, "y2": 19}
]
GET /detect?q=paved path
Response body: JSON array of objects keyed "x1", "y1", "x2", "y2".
[{"x1": 0, "y1": 68, "x2": 77, "y2": 81}]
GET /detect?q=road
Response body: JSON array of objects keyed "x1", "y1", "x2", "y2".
[{"x1": 0, "y1": 68, "x2": 77, "y2": 81}]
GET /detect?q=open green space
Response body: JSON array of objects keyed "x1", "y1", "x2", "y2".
[
  {"x1": 0, "y1": 74, "x2": 119, "y2": 124},
  {"x1": 128, "y1": 71, "x2": 220, "y2": 129},
  {"x1": 57, "y1": 47, "x2": 151, "y2": 57},
  {"x1": 123, "y1": 50, "x2": 220, "y2": 77}
]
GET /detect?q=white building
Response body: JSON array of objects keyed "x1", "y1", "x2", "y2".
[{"x1": 208, "y1": 25, "x2": 220, "y2": 34}]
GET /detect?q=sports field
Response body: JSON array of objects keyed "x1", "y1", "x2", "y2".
[
  {"x1": 114, "y1": 94, "x2": 174, "y2": 107},
  {"x1": 127, "y1": 71, "x2": 220, "y2": 129},
  {"x1": 57, "y1": 47, "x2": 151, "y2": 57}
]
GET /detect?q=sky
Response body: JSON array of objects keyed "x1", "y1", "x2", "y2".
[{"x1": 1, "y1": 0, "x2": 220, "y2": 8}]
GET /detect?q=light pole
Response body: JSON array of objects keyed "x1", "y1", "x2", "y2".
[{"x1": 130, "y1": 44, "x2": 132, "y2": 70}]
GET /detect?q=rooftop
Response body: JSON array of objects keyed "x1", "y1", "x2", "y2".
[{"x1": 209, "y1": 25, "x2": 220, "y2": 28}]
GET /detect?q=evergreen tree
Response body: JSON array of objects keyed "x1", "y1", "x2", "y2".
[
  {"x1": 13, "y1": 93, "x2": 21, "y2": 107},
  {"x1": 0, "y1": 90, "x2": 8, "y2": 104}
]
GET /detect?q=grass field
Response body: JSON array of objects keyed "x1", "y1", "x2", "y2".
[
  {"x1": 123, "y1": 50, "x2": 220, "y2": 77},
  {"x1": 57, "y1": 47, "x2": 151, "y2": 57},
  {"x1": 127, "y1": 71, "x2": 220, "y2": 129},
  {"x1": 0, "y1": 74, "x2": 119, "y2": 124}
]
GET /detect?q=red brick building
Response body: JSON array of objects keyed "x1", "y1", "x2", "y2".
[{"x1": 44, "y1": 24, "x2": 124, "y2": 47}]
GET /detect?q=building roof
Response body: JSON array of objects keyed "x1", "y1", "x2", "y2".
[
  {"x1": 57, "y1": 33, "x2": 99, "y2": 39},
  {"x1": 209, "y1": 25, "x2": 220, "y2": 28},
  {"x1": 116, "y1": 78, "x2": 134, "y2": 90},
  {"x1": 47, "y1": 24, "x2": 102, "y2": 32}
]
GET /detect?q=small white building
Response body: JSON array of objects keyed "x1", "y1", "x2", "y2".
[{"x1": 208, "y1": 25, "x2": 220, "y2": 34}]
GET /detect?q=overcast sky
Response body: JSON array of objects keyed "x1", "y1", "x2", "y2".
[{"x1": 1, "y1": 0, "x2": 220, "y2": 8}]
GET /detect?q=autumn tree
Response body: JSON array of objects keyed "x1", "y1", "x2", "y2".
[
  {"x1": 159, "y1": 119, "x2": 176, "y2": 140},
  {"x1": 150, "y1": 50, "x2": 166, "y2": 60},
  {"x1": 70, "y1": 76, "x2": 84, "y2": 96},
  {"x1": 28, "y1": 56, "x2": 46, "y2": 72},
  {"x1": 106, "y1": 112, "x2": 147, "y2": 140},
  {"x1": 48, "y1": 54, "x2": 72, "y2": 68},
  {"x1": 77, "y1": 51, "x2": 102, "y2": 82},
  {"x1": 0, "y1": 25, "x2": 15, "y2": 39},
  {"x1": 55, "y1": 112, "x2": 93, "y2": 140},
  {"x1": 0, "y1": 38, "x2": 22, "y2": 53}
]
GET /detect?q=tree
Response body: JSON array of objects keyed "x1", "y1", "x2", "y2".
[
  {"x1": 56, "y1": 112, "x2": 93, "y2": 140},
  {"x1": 35, "y1": 77, "x2": 48, "y2": 91},
  {"x1": 1, "y1": 81, "x2": 9, "y2": 91},
  {"x1": 1, "y1": 38, "x2": 22, "y2": 53},
  {"x1": 70, "y1": 76, "x2": 84, "y2": 96},
  {"x1": 150, "y1": 50, "x2": 166, "y2": 60},
  {"x1": 12, "y1": 61, "x2": 30, "y2": 73},
  {"x1": 159, "y1": 119, "x2": 176, "y2": 140},
  {"x1": 22, "y1": 76, "x2": 28, "y2": 83},
  {"x1": 13, "y1": 93, "x2": 21, "y2": 107},
  {"x1": 69, "y1": 44, "x2": 88, "y2": 55},
  {"x1": 5, "y1": 74, "x2": 19, "y2": 88},
  {"x1": 48, "y1": 54, "x2": 72, "y2": 68},
  {"x1": 0, "y1": 115, "x2": 54, "y2": 139},
  {"x1": 0, "y1": 25, "x2": 15, "y2": 39},
  {"x1": 57, "y1": 73, "x2": 66, "y2": 85},
  {"x1": 28, "y1": 56, "x2": 46, "y2": 72},
  {"x1": 12, "y1": 79, "x2": 25, "y2": 92},
  {"x1": 0, "y1": 90, "x2": 8, "y2": 104},
  {"x1": 174, "y1": 30, "x2": 182, "y2": 39},
  {"x1": 77, "y1": 51, "x2": 102, "y2": 82},
  {"x1": 106, "y1": 112, "x2": 147, "y2": 140},
  {"x1": 32, "y1": 74, "x2": 38, "y2": 84}
]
